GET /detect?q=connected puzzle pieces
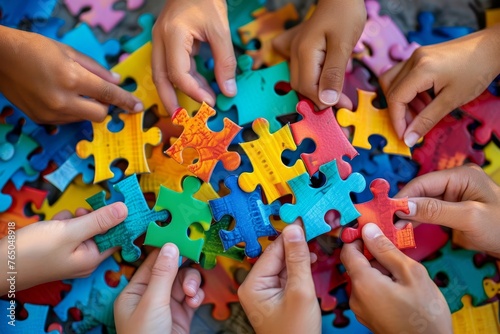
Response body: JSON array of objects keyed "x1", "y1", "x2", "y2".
[
  {"x1": 280, "y1": 159, "x2": 365, "y2": 241},
  {"x1": 166, "y1": 102, "x2": 242, "y2": 183},
  {"x1": 451, "y1": 295, "x2": 500, "y2": 333},
  {"x1": 461, "y1": 89, "x2": 500, "y2": 144},
  {"x1": 144, "y1": 176, "x2": 212, "y2": 261},
  {"x1": 0, "y1": 301, "x2": 59, "y2": 334},
  {"x1": 341, "y1": 179, "x2": 415, "y2": 258}
]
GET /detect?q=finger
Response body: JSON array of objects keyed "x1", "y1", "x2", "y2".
[
  {"x1": 340, "y1": 240, "x2": 372, "y2": 279},
  {"x1": 318, "y1": 36, "x2": 350, "y2": 106},
  {"x1": 152, "y1": 38, "x2": 180, "y2": 116},
  {"x1": 178, "y1": 267, "x2": 202, "y2": 299},
  {"x1": 185, "y1": 288, "x2": 204, "y2": 308},
  {"x1": 396, "y1": 168, "x2": 457, "y2": 199},
  {"x1": 52, "y1": 210, "x2": 73, "y2": 220},
  {"x1": 361, "y1": 223, "x2": 414, "y2": 282},
  {"x1": 335, "y1": 92, "x2": 354, "y2": 110},
  {"x1": 296, "y1": 41, "x2": 324, "y2": 107},
  {"x1": 245, "y1": 234, "x2": 285, "y2": 280},
  {"x1": 63, "y1": 97, "x2": 108, "y2": 123},
  {"x1": 75, "y1": 208, "x2": 90, "y2": 217},
  {"x1": 208, "y1": 25, "x2": 237, "y2": 97},
  {"x1": 70, "y1": 49, "x2": 121, "y2": 84},
  {"x1": 272, "y1": 28, "x2": 296, "y2": 58},
  {"x1": 139, "y1": 243, "x2": 180, "y2": 309},
  {"x1": 70, "y1": 202, "x2": 127, "y2": 240}
]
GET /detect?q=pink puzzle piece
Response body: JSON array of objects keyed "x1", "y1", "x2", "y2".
[
  {"x1": 343, "y1": 61, "x2": 376, "y2": 109},
  {"x1": 461, "y1": 89, "x2": 500, "y2": 144},
  {"x1": 126, "y1": 0, "x2": 144, "y2": 10},
  {"x1": 64, "y1": 0, "x2": 125, "y2": 33}
]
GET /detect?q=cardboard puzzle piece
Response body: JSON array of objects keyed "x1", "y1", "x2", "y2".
[
  {"x1": 238, "y1": 118, "x2": 306, "y2": 203},
  {"x1": 76, "y1": 112, "x2": 162, "y2": 183},
  {"x1": 209, "y1": 175, "x2": 279, "y2": 258},
  {"x1": 343, "y1": 62, "x2": 377, "y2": 109},
  {"x1": 483, "y1": 141, "x2": 500, "y2": 185},
  {"x1": 0, "y1": 301, "x2": 58, "y2": 334},
  {"x1": 0, "y1": 0, "x2": 57, "y2": 27},
  {"x1": 144, "y1": 177, "x2": 213, "y2": 262},
  {"x1": 121, "y1": 13, "x2": 154, "y2": 53},
  {"x1": 290, "y1": 99, "x2": 358, "y2": 177},
  {"x1": 112, "y1": 42, "x2": 167, "y2": 116},
  {"x1": 64, "y1": 0, "x2": 125, "y2": 33},
  {"x1": 126, "y1": 0, "x2": 144, "y2": 10},
  {"x1": 44, "y1": 153, "x2": 94, "y2": 192},
  {"x1": 166, "y1": 103, "x2": 242, "y2": 183},
  {"x1": 210, "y1": 153, "x2": 253, "y2": 192},
  {"x1": 337, "y1": 90, "x2": 411, "y2": 156},
  {"x1": 413, "y1": 115, "x2": 484, "y2": 176},
  {"x1": 86, "y1": 174, "x2": 169, "y2": 263},
  {"x1": 0, "y1": 183, "x2": 46, "y2": 238},
  {"x1": 238, "y1": 3, "x2": 299, "y2": 68},
  {"x1": 452, "y1": 295, "x2": 500, "y2": 334},
  {"x1": 1, "y1": 95, "x2": 39, "y2": 135},
  {"x1": 486, "y1": 8, "x2": 500, "y2": 27},
  {"x1": 228, "y1": 0, "x2": 266, "y2": 48},
  {"x1": 216, "y1": 55, "x2": 298, "y2": 132},
  {"x1": 280, "y1": 159, "x2": 366, "y2": 241},
  {"x1": 341, "y1": 179, "x2": 415, "y2": 258},
  {"x1": 0, "y1": 124, "x2": 38, "y2": 212},
  {"x1": 408, "y1": 12, "x2": 473, "y2": 46},
  {"x1": 422, "y1": 241, "x2": 497, "y2": 313},
  {"x1": 15, "y1": 280, "x2": 71, "y2": 307},
  {"x1": 354, "y1": 0, "x2": 420, "y2": 76},
  {"x1": 461, "y1": 89, "x2": 500, "y2": 144},
  {"x1": 403, "y1": 224, "x2": 449, "y2": 262},
  {"x1": 322, "y1": 309, "x2": 372, "y2": 334},
  {"x1": 484, "y1": 278, "x2": 500, "y2": 299}
]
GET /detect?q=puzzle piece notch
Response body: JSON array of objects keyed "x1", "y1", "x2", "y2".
[
  {"x1": 337, "y1": 90, "x2": 411, "y2": 157},
  {"x1": 408, "y1": 12, "x2": 473, "y2": 46},
  {"x1": 166, "y1": 103, "x2": 242, "y2": 183},
  {"x1": 280, "y1": 159, "x2": 366, "y2": 241},
  {"x1": 0, "y1": 301, "x2": 58, "y2": 334},
  {"x1": 228, "y1": 0, "x2": 266, "y2": 49},
  {"x1": 209, "y1": 175, "x2": 279, "y2": 258},
  {"x1": 483, "y1": 141, "x2": 500, "y2": 185},
  {"x1": 121, "y1": 13, "x2": 154, "y2": 53},
  {"x1": 322, "y1": 309, "x2": 372, "y2": 334},
  {"x1": 144, "y1": 177, "x2": 213, "y2": 262},
  {"x1": 64, "y1": 0, "x2": 125, "y2": 33},
  {"x1": 451, "y1": 295, "x2": 500, "y2": 334},
  {"x1": 341, "y1": 178, "x2": 415, "y2": 258},
  {"x1": 461, "y1": 89, "x2": 500, "y2": 144}
]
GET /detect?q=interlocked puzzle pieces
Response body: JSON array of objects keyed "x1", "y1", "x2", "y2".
[
  {"x1": 166, "y1": 103, "x2": 242, "y2": 183},
  {"x1": 280, "y1": 159, "x2": 366, "y2": 241},
  {"x1": 228, "y1": 0, "x2": 266, "y2": 48},
  {"x1": 408, "y1": 12, "x2": 473, "y2": 46},
  {"x1": 483, "y1": 141, "x2": 500, "y2": 185},
  {"x1": 461, "y1": 89, "x2": 500, "y2": 144},
  {"x1": 290, "y1": 99, "x2": 358, "y2": 178},
  {"x1": 76, "y1": 112, "x2": 162, "y2": 183},
  {"x1": 0, "y1": 301, "x2": 58, "y2": 334},
  {"x1": 86, "y1": 174, "x2": 169, "y2": 263},
  {"x1": 422, "y1": 241, "x2": 497, "y2": 313},
  {"x1": 216, "y1": 55, "x2": 298, "y2": 132},
  {"x1": 121, "y1": 13, "x2": 154, "y2": 53},
  {"x1": 44, "y1": 153, "x2": 94, "y2": 192},
  {"x1": 452, "y1": 296, "x2": 500, "y2": 333},
  {"x1": 239, "y1": 118, "x2": 306, "y2": 203},
  {"x1": 341, "y1": 179, "x2": 415, "y2": 258},
  {"x1": 337, "y1": 90, "x2": 411, "y2": 156},
  {"x1": 144, "y1": 177, "x2": 212, "y2": 262},
  {"x1": 209, "y1": 175, "x2": 279, "y2": 258},
  {"x1": 64, "y1": 0, "x2": 125, "y2": 33},
  {"x1": 322, "y1": 309, "x2": 372, "y2": 334}
]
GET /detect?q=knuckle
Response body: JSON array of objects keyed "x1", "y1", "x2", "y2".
[
  {"x1": 406, "y1": 261, "x2": 427, "y2": 279},
  {"x1": 47, "y1": 95, "x2": 67, "y2": 112},
  {"x1": 321, "y1": 66, "x2": 344, "y2": 86},
  {"x1": 219, "y1": 55, "x2": 237, "y2": 74},
  {"x1": 150, "y1": 260, "x2": 175, "y2": 278},
  {"x1": 99, "y1": 83, "x2": 113, "y2": 103},
  {"x1": 422, "y1": 199, "x2": 442, "y2": 221},
  {"x1": 373, "y1": 235, "x2": 397, "y2": 254},
  {"x1": 286, "y1": 248, "x2": 310, "y2": 264},
  {"x1": 416, "y1": 114, "x2": 437, "y2": 132},
  {"x1": 94, "y1": 213, "x2": 110, "y2": 233}
]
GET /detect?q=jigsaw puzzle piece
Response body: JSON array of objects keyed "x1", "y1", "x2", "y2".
[
  {"x1": 408, "y1": 12, "x2": 473, "y2": 46},
  {"x1": 337, "y1": 90, "x2": 411, "y2": 156},
  {"x1": 461, "y1": 89, "x2": 500, "y2": 144},
  {"x1": 343, "y1": 62, "x2": 376, "y2": 109},
  {"x1": 228, "y1": 0, "x2": 266, "y2": 49},
  {"x1": 166, "y1": 103, "x2": 242, "y2": 183},
  {"x1": 0, "y1": 301, "x2": 58, "y2": 333},
  {"x1": 15, "y1": 280, "x2": 71, "y2": 307},
  {"x1": 280, "y1": 159, "x2": 366, "y2": 240},
  {"x1": 452, "y1": 296, "x2": 500, "y2": 333},
  {"x1": 210, "y1": 153, "x2": 253, "y2": 192},
  {"x1": 64, "y1": 0, "x2": 125, "y2": 33},
  {"x1": 402, "y1": 224, "x2": 449, "y2": 262},
  {"x1": 1, "y1": 95, "x2": 40, "y2": 135},
  {"x1": 216, "y1": 55, "x2": 298, "y2": 132},
  {"x1": 121, "y1": 13, "x2": 154, "y2": 53},
  {"x1": 322, "y1": 309, "x2": 372, "y2": 334},
  {"x1": 209, "y1": 175, "x2": 279, "y2": 258},
  {"x1": 44, "y1": 153, "x2": 94, "y2": 192},
  {"x1": 483, "y1": 141, "x2": 500, "y2": 185},
  {"x1": 0, "y1": 0, "x2": 57, "y2": 27}
]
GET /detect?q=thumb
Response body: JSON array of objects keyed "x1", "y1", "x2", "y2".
[
  {"x1": 318, "y1": 39, "x2": 350, "y2": 106},
  {"x1": 71, "y1": 202, "x2": 128, "y2": 240},
  {"x1": 282, "y1": 225, "x2": 315, "y2": 297},
  {"x1": 362, "y1": 223, "x2": 415, "y2": 282}
]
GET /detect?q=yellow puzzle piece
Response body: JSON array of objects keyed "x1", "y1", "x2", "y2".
[
  {"x1": 337, "y1": 89, "x2": 411, "y2": 156},
  {"x1": 452, "y1": 295, "x2": 500, "y2": 333},
  {"x1": 238, "y1": 118, "x2": 306, "y2": 203},
  {"x1": 486, "y1": 8, "x2": 500, "y2": 27},
  {"x1": 483, "y1": 141, "x2": 500, "y2": 185},
  {"x1": 76, "y1": 112, "x2": 162, "y2": 183}
]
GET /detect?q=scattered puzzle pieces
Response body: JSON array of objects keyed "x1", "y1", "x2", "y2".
[
  {"x1": 64, "y1": 0, "x2": 125, "y2": 33},
  {"x1": 408, "y1": 12, "x2": 473, "y2": 46},
  {"x1": 228, "y1": 0, "x2": 266, "y2": 48},
  {"x1": 461, "y1": 89, "x2": 500, "y2": 144},
  {"x1": 44, "y1": 153, "x2": 94, "y2": 192},
  {"x1": 0, "y1": 0, "x2": 57, "y2": 27},
  {"x1": 0, "y1": 301, "x2": 58, "y2": 334},
  {"x1": 452, "y1": 296, "x2": 500, "y2": 334},
  {"x1": 483, "y1": 141, "x2": 500, "y2": 185},
  {"x1": 121, "y1": 13, "x2": 154, "y2": 53},
  {"x1": 322, "y1": 309, "x2": 372, "y2": 334}
]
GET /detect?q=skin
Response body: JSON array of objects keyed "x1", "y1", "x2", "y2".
[
  {"x1": 380, "y1": 24, "x2": 500, "y2": 147},
  {"x1": 341, "y1": 223, "x2": 452, "y2": 334},
  {"x1": 238, "y1": 225, "x2": 321, "y2": 334},
  {"x1": 114, "y1": 244, "x2": 204, "y2": 334},
  {"x1": 0, "y1": 26, "x2": 143, "y2": 124}
]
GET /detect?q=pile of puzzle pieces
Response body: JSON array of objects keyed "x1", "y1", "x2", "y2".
[{"x1": 1, "y1": 0, "x2": 500, "y2": 333}]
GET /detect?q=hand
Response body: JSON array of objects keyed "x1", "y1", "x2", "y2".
[
  {"x1": 0, "y1": 26, "x2": 143, "y2": 124},
  {"x1": 152, "y1": 0, "x2": 237, "y2": 115},
  {"x1": 380, "y1": 24, "x2": 500, "y2": 147},
  {"x1": 238, "y1": 225, "x2": 321, "y2": 334},
  {"x1": 273, "y1": 0, "x2": 366, "y2": 110},
  {"x1": 396, "y1": 164, "x2": 500, "y2": 258},
  {"x1": 0, "y1": 203, "x2": 127, "y2": 294},
  {"x1": 341, "y1": 223, "x2": 451, "y2": 333},
  {"x1": 114, "y1": 244, "x2": 204, "y2": 334}
]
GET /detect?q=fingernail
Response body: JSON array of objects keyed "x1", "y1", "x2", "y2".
[
  {"x1": 363, "y1": 223, "x2": 382, "y2": 240},
  {"x1": 133, "y1": 102, "x2": 143, "y2": 112},
  {"x1": 224, "y1": 79, "x2": 237, "y2": 95},
  {"x1": 283, "y1": 225, "x2": 304, "y2": 242},
  {"x1": 319, "y1": 89, "x2": 339, "y2": 105},
  {"x1": 111, "y1": 203, "x2": 126, "y2": 219},
  {"x1": 407, "y1": 201, "x2": 416, "y2": 216},
  {"x1": 111, "y1": 72, "x2": 121, "y2": 81},
  {"x1": 161, "y1": 243, "x2": 178, "y2": 257},
  {"x1": 404, "y1": 132, "x2": 420, "y2": 148}
]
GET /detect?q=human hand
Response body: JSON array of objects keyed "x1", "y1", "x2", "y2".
[
  {"x1": 273, "y1": 0, "x2": 366, "y2": 110},
  {"x1": 396, "y1": 164, "x2": 500, "y2": 258},
  {"x1": 341, "y1": 223, "x2": 451, "y2": 333},
  {"x1": 380, "y1": 24, "x2": 500, "y2": 147},
  {"x1": 114, "y1": 244, "x2": 204, "y2": 334},
  {"x1": 0, "y1": 202, "x2": 127, "y2": 294},
  {"x1": 238, "y1": 225, "x2": 321, "y2": 334},
  {"x1": 152, "y1": 0, "x2": 237, "y2": 115},
  {"x1": 0, "y1": 26, "x2": 143, "y2": 124}
]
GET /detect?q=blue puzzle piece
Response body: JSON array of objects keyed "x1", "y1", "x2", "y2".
[
  {"x1": 1, "y1": 94, "x2": 40, "y2": 135},
  {"x1": 228, "y1": 0, "x2": 266, "y2": 49},
  {"x1": 86, "y1": 174, "x2": 169, "y2": 263},
  {"x1": 489, "y1": 75, "x2": 500, "y2": 96},
  {"x1": 106, "y1": 166, "x2": 125, "y2": 203},
  {"x1": 31, "y1": 17, "x2": 65, "y2": 40},
  {"x1": 280, "y1": 160, "x2": 365, "y2": 240},
  {"x1": 121, "y1": 13, "x2": 154, "y2": 53},
  {"x1": 0, "y1": 301, "x2": 59, "y2": 333},
  {"x1": 322, "y1": 309, "x2": 372, "y2": 334},
  {"x1": 210, "y1": 153, "x2": 252, "y2": 192},
  {"x1": 0, "y1": 0, "x2": 57, "y2": 27},
  {"x1": 11, "y1": 168, "x2": 40, "y2": 190},
  {"x1": 209, "y1": 175, "x2": 279, "y2": 258},
  {"x1": 408, "y1": 12, "x2": 473, "y2": 46},
  {"x1": 44, "y1": 153, "x2": 95, "y2": 192}
]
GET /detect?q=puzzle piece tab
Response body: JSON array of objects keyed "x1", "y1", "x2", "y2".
[
  {"x1": 461, "y1": 89, "x2": 500, "y2": 144},
  {"x1": 0, "y1": 301, "x2": 58, "y2": 334},
  {"x1": 121, "y1": 13, "x2": 154, "y2": 53},
  {"x1": 228, "y1": 0, "x2": 266, "y2": 48},
  {"x1": 408, "y1": 12, "x2": 473, "y2": 46},
  {"x1": 452, "y1": 296, "x2": 500, "y2": 334},
  {"x1": 483, "y1": 141, "x2": 500, "y2": 185},
  {"x1": 64, "y1": 0, "x2": 125, "y2": 33}
]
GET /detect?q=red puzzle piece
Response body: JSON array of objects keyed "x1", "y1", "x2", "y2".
[
  {"x1": 341, "y1": 179, "x2": 415, "y2": 258},
  {"x1": 290, "y1": 100, "x2": 358, "y2": 178},
  {"x1": 461, "y1": 89, "x2": 500, "y2": 144},
  {"x1": 12, "y1": 281, "x2": 71, "y2": 307},
  {"x1": 403, "y1": 224, "x2": 449, "y2": 262}
]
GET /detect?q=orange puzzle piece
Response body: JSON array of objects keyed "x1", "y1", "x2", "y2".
[
  {"x1": 166, "y1": 102, "x2": 242, "y2": 183},
  {"x1": 76, "y1": 112, "x2": 162, "y2": 183},
  {"x1": 337, "y1": 89, "x2": 411, "y2": 156},
  {"x1": 238, "y1": 118, "x2": 306, "y2": 203},
  {"x1": 452, "y1": 295, "x2": 500, "y2": 333}
]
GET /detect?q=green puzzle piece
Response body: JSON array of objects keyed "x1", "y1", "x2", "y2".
[{"x1": 145, "y1": 177, "x2": 213, "y2": 262}]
